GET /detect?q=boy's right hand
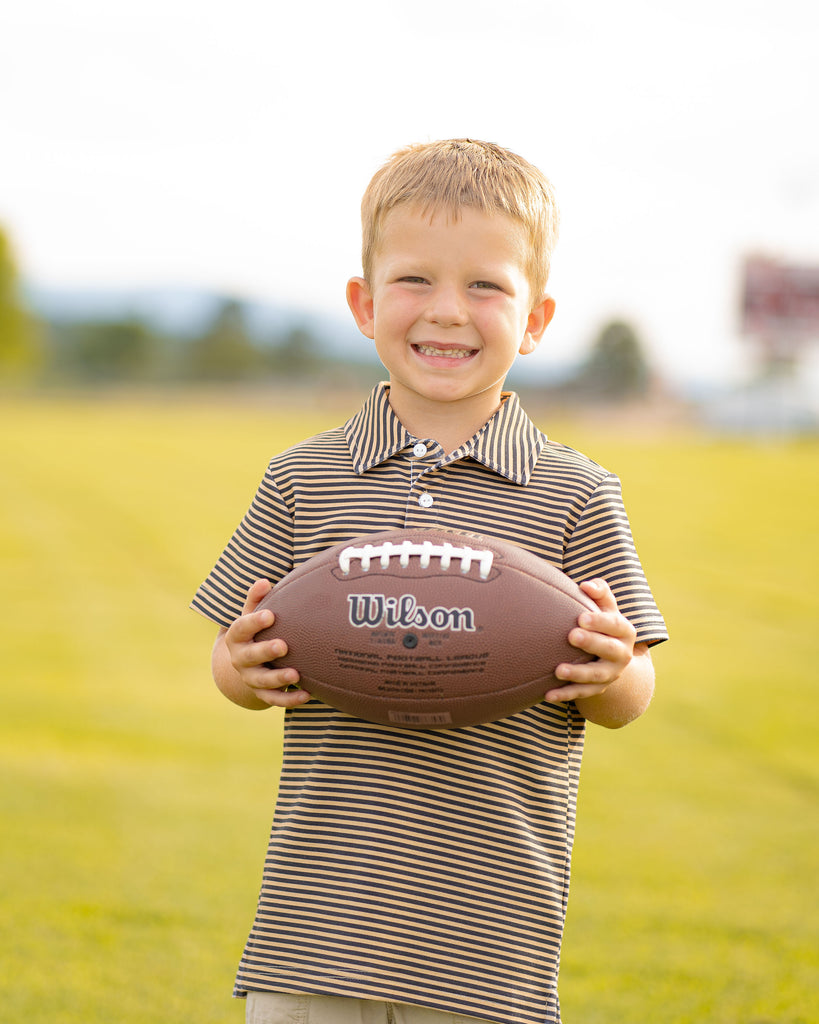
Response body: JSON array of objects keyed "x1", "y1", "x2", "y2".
[{"x1": 215, "y1": 578, "x2": 312, "y2": 709}]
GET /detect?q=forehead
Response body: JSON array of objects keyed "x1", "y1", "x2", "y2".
[{"x1": 375, "y1": 202, "x2": 529, "y2": 267}]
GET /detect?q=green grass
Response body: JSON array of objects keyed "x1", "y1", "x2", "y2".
[{"x1": 1, "y1": 390, "x2": 817, "y2": 1023}]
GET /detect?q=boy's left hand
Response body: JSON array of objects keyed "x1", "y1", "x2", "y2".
[{"x1": 546, "y1": 579, "x2": 637, "y2": 704}]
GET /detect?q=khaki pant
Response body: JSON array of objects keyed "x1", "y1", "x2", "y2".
[{"x1": 245, "y1": 991, "x2": 500, "y2": 1024}]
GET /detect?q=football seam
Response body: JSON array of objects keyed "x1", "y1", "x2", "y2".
[{"x1": 267, "y1": 559, "x2": 591, "y2": 605}]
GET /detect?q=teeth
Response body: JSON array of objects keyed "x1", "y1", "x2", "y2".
[{"x1": 415, "y1": 345, "x2": 474, "y2": 359}]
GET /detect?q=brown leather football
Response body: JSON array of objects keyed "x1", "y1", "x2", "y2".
[{"x1": 254, "y1": 528, "x2": 597, "y2": 729}]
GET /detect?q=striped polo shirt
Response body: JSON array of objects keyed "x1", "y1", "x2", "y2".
[{"x1": 192, "y1": 383, "x2": 667, "y2": 1024}]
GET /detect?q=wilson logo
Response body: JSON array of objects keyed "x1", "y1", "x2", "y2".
[{"x1": 347, "y1": 594, "x2": 476, "y2": 632}]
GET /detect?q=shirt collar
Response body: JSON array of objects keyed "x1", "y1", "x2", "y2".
[{"x1": 344, "y1": 383, "x2": 547, "y2": 486}]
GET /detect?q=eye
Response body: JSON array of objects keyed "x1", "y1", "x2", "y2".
[
  {"x1": 470, "y1": 280, "x2": 501, "y2": 291},
  {"x1": 398, "y1": 275, "x2": 428, "y2": 285}
]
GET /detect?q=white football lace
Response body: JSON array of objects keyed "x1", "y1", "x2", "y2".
[{"x1": 338, "y1": 540, "x2": 494, "y2": 579}]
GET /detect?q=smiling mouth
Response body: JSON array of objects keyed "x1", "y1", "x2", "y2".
[{"x1": 413, "y1": 344, "x2": 477, "y2": 360}]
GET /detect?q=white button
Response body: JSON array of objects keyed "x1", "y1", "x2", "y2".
[
  {"x1": 412, "y1": 442, "x2": 428, "y2": 458},
  {"x1": 418, "y1": 492, "x2": 434, "y2": 508}
]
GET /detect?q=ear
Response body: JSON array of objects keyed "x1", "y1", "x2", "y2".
[
  {"x1": 346, "y1": 277, "x2": 376, "y2": 339},
  {"x1": 519, "y1": 296, "x2": 556, "y2": 355}
]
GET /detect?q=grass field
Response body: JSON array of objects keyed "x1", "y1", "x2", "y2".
[{"x1": 1, "y1": 389, "x2": 817, "y2": 1023}]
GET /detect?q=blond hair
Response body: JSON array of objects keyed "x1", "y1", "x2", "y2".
[{"x1": 360, "y1": 138, "x2": 560, "y2": 303}]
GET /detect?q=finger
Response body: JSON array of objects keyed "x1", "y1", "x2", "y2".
[
  {"x1": 242, "y1": 577, "x2": 273, "y2": 614},
  {"x1": 240, "y1": 661, "x2": 297, "y2": 687},
  {"x1": 246, "y1": 667, "x2": 311, "y2": 708},
  {"x1": 228, "y1": 606, "x2": 278, "y2": 646},
  {"x1": 232, "y1": 634, "x2": 288, "y2": 670},
  {"x1": 579, "y1": 578, "x2": 618, "y2": 612},
  {"x1": 572, "y1": 586, "x2": 637, "y2": 643},
  {"x1": 544, "y1": 681, "x2": 608, "y2": 704},
  {"x1": 256, "y1": 686, "x2": 313, "y2": 708},
  {"x1": 568, "y1": 626, "x2": 632, "y2": 663},
  {"x1": 555, "y1": 656, "x2": 616, "y2": 687}
]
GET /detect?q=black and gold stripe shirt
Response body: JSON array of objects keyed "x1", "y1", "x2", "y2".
[{"x1": 192, "y1": 383, "x2": 668, "y2": 1024}]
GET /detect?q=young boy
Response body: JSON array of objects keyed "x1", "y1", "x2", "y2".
[{"x1": 192, "y1": 139, "x2": 668, "y2": 1024}]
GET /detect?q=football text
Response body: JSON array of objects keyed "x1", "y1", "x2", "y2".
[{"x1": 347, "y1": 594, "x2": 476, "y2": 632}]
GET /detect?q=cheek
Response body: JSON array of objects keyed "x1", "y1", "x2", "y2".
[
  {"x1": 479, "y1": 307, "x2": 528, "y2": 342},
  {"x1": 375, "y1": 294, "x2": 418, "y2": 332}
]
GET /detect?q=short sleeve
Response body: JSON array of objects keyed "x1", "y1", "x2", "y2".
[
  {"x1": 563, "y1": 473, "x2": 668, "y2": 646},
  {"x1": 190, "y1": 466, "x2": 295, "y2": 628}
]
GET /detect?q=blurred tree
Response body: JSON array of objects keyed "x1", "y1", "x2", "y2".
[
  {"x1": 271, "y1": 323, "x2": 321, "y2": 377},
  {"x1": 0, "y1": 226, "x2": 43, "y2": 382},
  {"x1": 571, "y1": 319, "x2": 650, "y2": 399},
  {"x1": 59, "y1": 318, "x2": 161, "y2": 381},
  {"x1": 185, "y1": 298, "x2": 261, "y2": 380}
]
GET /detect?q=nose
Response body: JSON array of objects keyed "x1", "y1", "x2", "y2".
[{"x1": 423, "y1": 286, "x2": 467, "y2": 327}]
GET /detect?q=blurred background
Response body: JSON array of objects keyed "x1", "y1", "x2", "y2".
[
  {"x1": 1, "y1": 2, "x2": 817, "y2": 1022},
  {"x1": 2, "y1": 0, "x2": 818, "y2": 428}
]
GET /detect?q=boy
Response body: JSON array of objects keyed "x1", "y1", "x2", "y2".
[{"x1": 192, "y1": 139, "x2": 667, "y2": 1024}]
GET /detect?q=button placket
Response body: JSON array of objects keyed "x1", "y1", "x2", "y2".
[{"x1": 406, "y1": 439, "x2": 440, "y2": 516}]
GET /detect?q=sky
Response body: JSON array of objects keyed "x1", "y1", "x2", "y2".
[{"x1": 2, "y1": 0, "x2": 818, "y2": 387}]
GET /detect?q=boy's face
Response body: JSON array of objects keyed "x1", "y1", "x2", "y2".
[{"x1": 347, "y1": 204, "x2": 555, "y2": 439}]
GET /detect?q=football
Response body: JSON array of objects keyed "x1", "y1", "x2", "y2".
[{"x1": 254, "y1": 528, "x2": 598, "y2": 729}]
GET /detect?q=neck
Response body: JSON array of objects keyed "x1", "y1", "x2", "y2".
[{"x1": 386, "y1": 385, "x2": 505, "y2": 455}]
